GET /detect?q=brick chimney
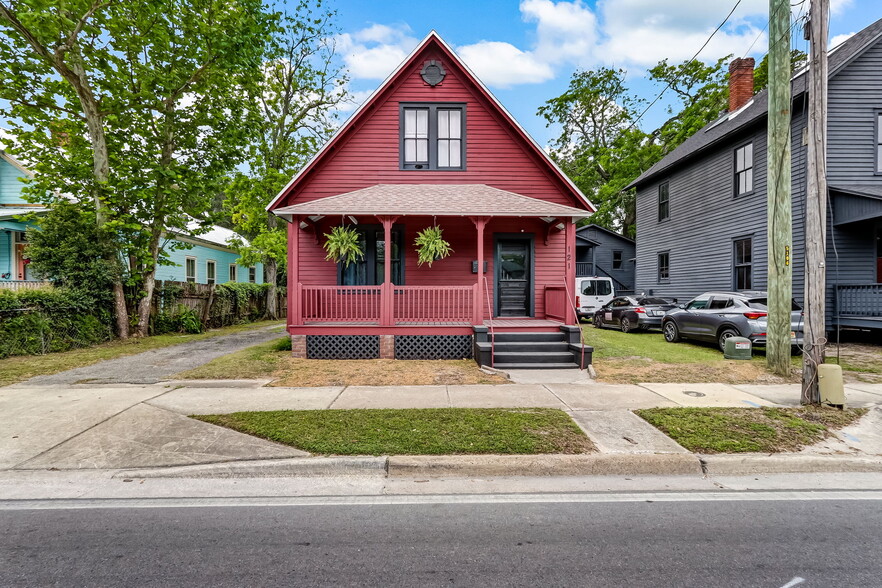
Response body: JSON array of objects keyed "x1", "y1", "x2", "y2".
[{"x1": 728, "y1": 57, "x2": 755, "y2": 112}]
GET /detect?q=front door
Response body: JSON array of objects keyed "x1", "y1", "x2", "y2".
[{"x1": 496, "y1": 239, "x2": 532, "y2": 317}]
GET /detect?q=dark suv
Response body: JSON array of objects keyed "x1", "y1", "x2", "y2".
[{"x1": 661, "y1": 291, "x2": 804, "y2": 352}]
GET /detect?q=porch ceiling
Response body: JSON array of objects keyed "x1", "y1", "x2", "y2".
[
  {"x1": 830, "y1": 184, "x2": 882, "y2": 226},
  {"x1": 272, "y1": 184, "x2": 591, "y2": 222}
]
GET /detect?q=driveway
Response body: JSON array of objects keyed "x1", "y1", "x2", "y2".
[{"x1": 19, "y1": 323, "x2": 286, "y2": 386}]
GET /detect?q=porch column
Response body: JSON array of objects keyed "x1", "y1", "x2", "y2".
[
  {"x1": 377, "y1": 216, "x2": 398, "y2": 326},
  {"x1": 288, "y1": 217, "x2": 302, "y2": 327},
  {"x1": 565, "y1": 219, "x2": 577, "y2": 324},
  {"x1": 471, "y1": 217, "x2": 489, "y2": 325}
]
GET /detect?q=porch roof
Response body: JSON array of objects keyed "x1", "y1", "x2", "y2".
[{"x1": 272, "y1": 184, "x2": 591, "y2": 222}]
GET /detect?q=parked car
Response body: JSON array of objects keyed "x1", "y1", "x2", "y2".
[
  {"x1": 661, "y1": 291, "x2": 804, "y2": 352},
  {"x1": 593, "y1": 296, "x2": 677, "y2": 333},
  {"x1": 576, "y1": 277, "x2": 615, "y2": 319}
]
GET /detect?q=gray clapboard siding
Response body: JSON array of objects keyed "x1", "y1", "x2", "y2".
[{"x1": 575, "y1": 225, "x2": 635, "y2": 289}]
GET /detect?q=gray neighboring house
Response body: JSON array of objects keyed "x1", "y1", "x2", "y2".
[
  {"x1": 575, "y1": 224, "x2": 635, "y2": 294},
  {"x1": 628, "y1": 17, "x2": 882, "y2": 332}
]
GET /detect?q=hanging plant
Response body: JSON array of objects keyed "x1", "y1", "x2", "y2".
[
  {"x1": 414, "y1": 225, "x2": 453, "y2": 267},
  {"x1": 323, "y1": 225, "x2": 364, "y2": 267}
]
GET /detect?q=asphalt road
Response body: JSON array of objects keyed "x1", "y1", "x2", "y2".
[
  {"x1": 2, "y1": 496, "x2": 880, "y2": 587},
  {"x1": 20, "y1": 323, "x2": 285, "y2": 385}
]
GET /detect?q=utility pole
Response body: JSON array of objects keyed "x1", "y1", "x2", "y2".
[
  {"x1": 802, "y1": 0, "x2": 829, "y2": 404},
  {"x1": 767, "y1": 0, "x2": 793, "y2": 376}
]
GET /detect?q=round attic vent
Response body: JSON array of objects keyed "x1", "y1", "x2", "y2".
[{"x1": 420, "y1": 60, "x2": 446, "y2": 86}]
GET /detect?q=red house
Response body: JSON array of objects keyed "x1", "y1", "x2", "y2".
[{"x1": 268, "y1": 32, "x2": 594, "y2": 368}]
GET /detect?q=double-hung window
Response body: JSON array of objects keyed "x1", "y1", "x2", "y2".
[
  {"x1": 185, "y1": 257, "x2": 196, "y2": 283},
  {"x1": 401, "y1": 103, "x2": 465, "y2": 170},
  {"x1": 206, "y1": 260, "x2": 216, "y2": 285},
  {"x1": 658, "y1": 182, "x2": 670, "y2": 221},
  {"x1": 248, "y1": 266, "x2": 256, "y2": 283},
  {"x1": 657, "y1": 251, "x2": 670, "y2": 282},
  {"x1": 339, "y1": 226, "x2": 404, "y2": 286},
  {"x1": 733, "y1": 237, "x2": 752, "y2": 290},
  {"x1": 735, "y1": 143, "x2": 754, "y2": 195},
  {"x1": 229, "y1": 264, "x2": 237, "y2": 282},
  {"x1": 612, "y1": 250, "x2": 623, "y2": 269}
]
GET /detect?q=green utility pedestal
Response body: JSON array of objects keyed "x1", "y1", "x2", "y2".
[{"x1": 724, "y1": 337, "x2": 752, "y2": 360}]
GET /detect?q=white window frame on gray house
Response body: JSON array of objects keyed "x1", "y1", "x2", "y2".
[
  {"x1": 734, "y1": 142, "x2": 754, "y2": 196},
  {"x1": 658, "y1": 182, "x2": 670, "y2": 221},
  {"x1": 185, "y1": 256, "x2": 197, "y2": 283},
  {"x1": 229, "y1": 263, "x2": 237, "y2": 282},
  {"x1": 400, "y1": 103, "x2": 466, "y2": 170},
  {"x1": 733, "y1": 237, "x2": 752, "y2": 290},
  {"x1": 657, "y1": 251, "x2": 670, "y2": 282},
  {"x1": 206, "y1": 260, "x2": 216, "y2": 285}
]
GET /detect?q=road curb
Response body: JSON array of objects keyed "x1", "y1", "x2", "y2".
[
  {"x1": 387, "y1": 453, "x2": 704, "y2": 477},
  {"x1": 701, "y1": 454, "x2": 882, "y2": 475},
  {"x1": 113, "y1": 456, "x2": 388, "y2": 479}
]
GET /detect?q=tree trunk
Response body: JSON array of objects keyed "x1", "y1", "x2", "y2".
[
  {"x1": 265, "y1": 257, "x2": 278, "y2": 319},
  {"x1": 135, "y1": 218, "x2": 166, "y2": 337}
]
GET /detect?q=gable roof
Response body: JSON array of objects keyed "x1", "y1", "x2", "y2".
[
  {"x1": 266, "y1": 31, "x2": 593, "y2": 214},
  {"x1": 273, "y1": 184, "x2": 590, "y2": 221},
  {"x1": 628, "y1": 17, "x2": 882, "y2": 190},
  {"x1": 576, "y1": 223, "x2": 635, "y2": 244}
]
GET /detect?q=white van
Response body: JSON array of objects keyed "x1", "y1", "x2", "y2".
[{"x1": 575, "y1": 277, "x2": 615, "y2": 319}]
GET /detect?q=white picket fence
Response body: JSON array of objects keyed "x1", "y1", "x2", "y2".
[{"x1": 0, "y1": 281, "x2": 53, "y2": 291}]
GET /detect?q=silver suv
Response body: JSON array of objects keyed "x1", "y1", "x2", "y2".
[{"x1": 662, "y1": 291, "x2": 804, "y2": 352}]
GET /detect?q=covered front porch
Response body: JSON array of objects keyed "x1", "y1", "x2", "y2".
[{"x1": 273, "y1": 184, "x2": 590, "y2": 361}]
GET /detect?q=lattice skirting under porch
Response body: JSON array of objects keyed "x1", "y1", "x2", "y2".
[
  {"x1": 306, "y1": 335, "x2": 380, "y2": 359},
  {"x1": 394, "y1": 335, "x2": 473, "y2": 360}
]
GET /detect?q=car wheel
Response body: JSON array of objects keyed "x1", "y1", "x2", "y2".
[
  {"x1": 593, "y1": 317, "x2": 602, "y2": 328},
  {"x1": 620, "y1": 317, "x2": 632, "y2": 333},
  {"x1": 718, "y1": 328, "x2": 739, "y2": 352},
  {"x1": 663, "y1": 320, "x2": 680, "y2": 342}
]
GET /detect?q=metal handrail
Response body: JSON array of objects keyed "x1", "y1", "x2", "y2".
[
  {"x1": 483, "y1": 276, "x2": 494, "y2": 368},
  {"x1": 562, "y1": 279, "x2": 586, "y2": 371}
]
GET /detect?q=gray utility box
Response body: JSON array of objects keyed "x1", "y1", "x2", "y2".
[{"x1": 724, "y1": 336, "x2": 752, "y2": 360}]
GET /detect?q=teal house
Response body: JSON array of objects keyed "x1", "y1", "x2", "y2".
[{"x1": 0, "y1": 145, "x2": 260, "y2": 287}]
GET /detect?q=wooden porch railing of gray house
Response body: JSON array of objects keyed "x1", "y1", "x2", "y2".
[{"x1": 836, "y1": 284, "x2": 882, "y2": 319}]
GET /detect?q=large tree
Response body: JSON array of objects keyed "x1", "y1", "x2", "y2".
[
  {"x1": 539, "y1": 57, "x2": 731, "y2": 236},
  {"x1": 0, "y1": 0, "x2": 274, "y2": 336},
  {"x1": 225, "y1": 0, "x2": 347, "y2": 319}
]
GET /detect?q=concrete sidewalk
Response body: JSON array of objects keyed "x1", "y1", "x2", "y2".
[{"x1": 2, "y1": 378, "x2": 881, "y2": 477}]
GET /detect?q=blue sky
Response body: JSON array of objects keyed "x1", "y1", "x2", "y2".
[{"x1": 315, "y1": 0, "x2": 882, "y2": 146}]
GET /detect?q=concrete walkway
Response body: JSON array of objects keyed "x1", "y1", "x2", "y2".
[
  {"x1": 2, "y1": 378, "x2": 881, "y2": 474},
  {"x1": 18, "y1": 323, "x2": 285, "y2": 386}
]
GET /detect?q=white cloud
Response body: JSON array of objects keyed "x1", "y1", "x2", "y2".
[
  {"x1": 831, "y1": 0, "x2": 854, "y2": 16},
  {"x1": 520, "y1": 0, "x2": 598, "y2": 64},
  {"x1": 334, "y1": 89, "x2": 374, "y2": 114},
  {"x1": 457, "y1": 41, "x2": 555, "y2": 87},
  {"x1": 336, "y1": 24, "x2": 419, "y2": 80},
  {"x1": 830, "y1": 31, "x2": 856, "y2": 48}
]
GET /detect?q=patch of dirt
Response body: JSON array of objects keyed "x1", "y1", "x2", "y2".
[
  {"x1": 269, "y1": 358, "x2": 510, "y2": 387},
  {"x1": 827, "y1": 341, "x2": 882, "y2": 383},
  {"x1": 595, "y1": 358, "x2": 800, "y2": 385}
]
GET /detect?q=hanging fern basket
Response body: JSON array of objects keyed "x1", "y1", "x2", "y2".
[
  {"x1": 414, "y1": 225, "x2": 453, "y2": 267},
  {"x1": 323, "y1": 225, "x2": 364, "y2": 267}
]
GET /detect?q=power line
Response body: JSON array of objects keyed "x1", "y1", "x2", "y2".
[{"x1": 627, "y1": 0, "x2": 743, "y2": 131}]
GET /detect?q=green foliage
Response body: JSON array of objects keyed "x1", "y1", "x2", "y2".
[
  {"x1": 539, "y1": 56, "x2": 731, "y2": 237},
  {"x1": 151, "y1": 281, "x2": 273, "y2": 335},
  {"x1": 24, "y1": 201, "x2": 120, "y2": 310},
  {"x1": 0, "y1": 289, "x2": 112, "y2": 358},
  {"x1": 272, "y1": 337, "x2": 292, "y2": 351},
  {"x1": 753, "y1": 50, "x2": 808, "y2": 92},
  {"x1": 323, "y1": 225, "x2": 364, "y2": 267},
  {"x1": 414, "y1": 226, "x2": 453, "y2": 267}
]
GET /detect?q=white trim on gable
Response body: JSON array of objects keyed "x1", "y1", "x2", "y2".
[{"x1": 265, "y1": 31, "x2": 594, "y2": 215}]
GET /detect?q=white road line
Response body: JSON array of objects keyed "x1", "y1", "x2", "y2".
[{"x1": 1, "y1": 490, "x2": 881, "y2": 510}]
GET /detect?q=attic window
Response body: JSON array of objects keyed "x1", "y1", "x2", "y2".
[
  {"x1": 400, "y1": 103, "x2": 466, "y2": 170},
  {"x1": 420, "y1": 60, "x2": 446, "y2": 86}
]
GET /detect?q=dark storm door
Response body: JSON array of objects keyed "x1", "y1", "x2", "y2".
[{"x1": 496, "y1": 239, "x2": 532, "y2": 317}]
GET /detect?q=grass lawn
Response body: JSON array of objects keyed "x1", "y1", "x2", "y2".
[
  {"x1": 194, "y1": 407, "x2": 594, "y2": 455},
  {"x1": 0, "y1": 320, "x2": 283, "y2": 387},
  {"x1": 635, "y1": 406, "x2": 867, "y2": 453},
  {"x1": 582, "y1": 323, "x2": 801, "y2": 385},
  {"x1": 176, "y1": 338, "x2": 509, "y2": 386}
]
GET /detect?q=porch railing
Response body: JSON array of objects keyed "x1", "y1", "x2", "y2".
[
  {"x1": 0, "y1": 280, "x2": 53, "y2": 291},
  {"x1": 836, "y1": 284, "x2": 882, "y2": 317},
  {"x1": 544, "y1": 285, "x2": 567, "y2": 322},
  {"x1": 393, "y1": 285, "x2": 474, "y2": 323},
  {"x1": 575, "y1": 262, "x2": 594, "y2": 277},
  {"x1": 302, "y1": 285, "x2": 382, "y2": 323}
]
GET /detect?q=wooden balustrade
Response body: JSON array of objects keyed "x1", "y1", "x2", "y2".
[
  {"x1": 300, "y1": 284, "x2": 474, "y2": 324},
  {"x1": 837, "y1": 284, "x2": 882, "y2": 317},
  {"x1": 301, "y1": 285, "x2": 383, "y2": 323},
  {"x1": 393, "y1": 285, "x2": 474, "y2": 323}
]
